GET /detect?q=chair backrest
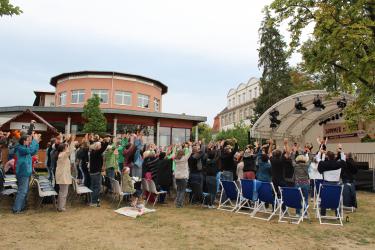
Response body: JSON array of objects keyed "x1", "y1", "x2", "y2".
[
  {"x1": 240, "y1": 179, "x2": 255, "y2": 201},
  {"x1": 34, "y1": 179, "x2": 43, "y2": 196},
  {"x1": 72, "y1": 177, "x2": 78, "y2": 192},
  {"x1": 147, "y1": 179, "x2": 158, "y2": 194},
  {"x1": 111, "y1": 178, "x2": 122, "y2": 195},
  {"x1": 279, "y1": 187, "x2": 303, "y2": 209},
  {"x1": 315, "y1": 179, "x2": 324, "y2": 191},
  {"x1": 221, "y1": 180, "x2": 238, "y2": 200},
  {"x1": 257, "y1": 181, "x2": 275, "y2": 204},
  {"x1": 141, "y1": 178, "x2": 149, "y2": 192},
  {"x1": 319, "y1": 184, "x2": 343, "y2": 209}
]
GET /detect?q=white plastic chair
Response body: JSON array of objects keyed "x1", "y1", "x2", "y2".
[
  {"x1": 111, "y1": 178, "x2": 135, "y2": 208},
  {"x1": 147, "y1": 179, "x2": 167, "y2": 207},
  {"x1": 72, "y1": 177, "x2": 92, "y2": 203},
  {"x1": 35, "y1": 179, "x2": 58, "y2": 209}
]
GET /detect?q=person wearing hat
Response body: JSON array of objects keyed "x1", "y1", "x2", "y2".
[{"x1": 293, "y1": 154, "x2": 311, "y2": 216}]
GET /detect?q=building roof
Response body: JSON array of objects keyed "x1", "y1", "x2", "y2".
[
  {"x1": 251, "y1": 90, "x2": 356, "y2": 140},
  {"x1": 0, "y1": 109, "x2": 58, "y2": 134},
  {"x1": 0, "y1": 106, "x2": 207, "y2": 123},
  {"x1": 50, "y1": 71, "x2": 168, "y2": 94},
  {"x1": 33, "y1": 91, "x2": 55, "y2": 106}
]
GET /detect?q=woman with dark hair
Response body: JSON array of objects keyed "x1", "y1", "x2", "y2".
[
  {"x1": 156, "y1": 152, "x2": 173, "y2": 204},
  {"x1": 13, "y1": 133, "x2": 40, "y2": 214},
  {"x1": 255, "y1": 141, "x2": 271, "y2": 182},
  {"x1": 204, "y1": 148, "x2": 219, "y2": 208},
  {"x1": 342, "y1": 152, "x2": 358, "y2": 209},
  {"x1": 55, "y1": 143, "x2": 72, "y2": 212}
]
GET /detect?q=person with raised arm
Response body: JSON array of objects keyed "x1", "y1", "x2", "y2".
[{"x1": 12, "y1": 133, "x2": 40, "y2": 214}]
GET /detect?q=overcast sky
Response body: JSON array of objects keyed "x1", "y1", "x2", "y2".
[{"x1": 0, "y1": 0, "x2": 299, "y2": 125}]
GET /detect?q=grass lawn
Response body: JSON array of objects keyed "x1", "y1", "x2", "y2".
[{"x1": 0, "y1": 190, "x2": 374, "y2": 250}]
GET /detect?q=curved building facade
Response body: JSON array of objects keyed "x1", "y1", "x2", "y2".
[{"x1": 51, "y1": 71, "x2": 167, "y2": 112}]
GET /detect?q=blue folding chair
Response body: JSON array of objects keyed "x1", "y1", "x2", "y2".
[
  {"x1": 313, "y1": 179, "x2": 324, "y2": 209},
  {"x1": 278, "y1": 187, "x2": 309, "y2": 224},
  {"x1": 316, "y1": 184, "x2": 344, "y2": 226},
  {"x1": 236, "y1": 179, "x2": 258, "y2": 215},
  {"x1": 218, "y1": 181, "x2": 240, "y2": 212},
  {"x1": 251, "y1": 181, "x2": 280, "y2": 221}
]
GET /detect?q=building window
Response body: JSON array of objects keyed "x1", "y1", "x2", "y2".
[
  {"x1": 221, "y1": 117, "x2": 225, "y2": 126},
  {"x1": 91, "y1": 89, "x2": 109, "y2": 104},
  {"x1": 58, "y1": 92, "x2": 66, "y2": 106},
  {"x1": 228, "y1": 99, "x2": 231, "y2": 108},
  {"x1": 249, "y1": 90, "x2": 252, "y2": 99},
  {"x1": 115, "y1": 91, "x2": 132, "y2": 105},
  {"x1": 242, "y1": 93, "x2": 246, "y2": 103},
  {"x1": 172, "y1": 128, "x2": 190, "y2": 145},
  {"x1": 240, "y1": 109, "x2": 243, "y2": 120},
  {"x1": 138, "y1": 94, "x2": 150, "y2": 109},
  {"x1": 254, "y1": 87, "x2": 258, "y2": 97},
  {"x1": 159, "y1": 127, "x2": 171, "y2": 147},
  {"x1": 154, "y1": 98, "x2": 160, "y2": 112},
  {"x1": 71, "y1": 89, "x2": 85, "y2": 104}
]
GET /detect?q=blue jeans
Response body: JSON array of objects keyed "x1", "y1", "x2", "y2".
[
  {"x1": 221, "y1": 171, "x2": 233, "y2": 181},
  {"x1": 189, "y1": 173, "x2": 203, "y2": 204},
  {"x1": 220, "y1": 171, "x2": 233, "y2": 202},
  {"x1": 343, "y1": 181, "x2": 357, "y2": 208},
  {"x1": 90, "y1": 173, "x2": 102, "y2": 204},
  {"x1": 206, "y1": 176, "x2": 217, "y2": 206},
  {"x1": 295, "y1": 183, "x2": 309, "y2": 215},
  {"x1": 175, "y1": 179, "x2": 187, "y2": 208},
  {"x1": 13, "y1": 176, "x2": 30, "y2": 212},
  {"x1": 106, "y1": 168, "x2": 115, "y2": 191}
]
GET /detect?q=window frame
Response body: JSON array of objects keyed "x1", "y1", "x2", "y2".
[
  {"x1": 58, "y1": 92, "x2": 67, "y2": 106},
  {"x1": 91, "y1": 89, "x2": 109, "y2": 104},
  {"x1": 137, "y1": 94, "x2": 150, "y2": 109},
  {"x1": 71, "y1": 89, "x2": 85, "y2": 104},
  {"x1": 114, "y1": 90, "x2": 132, "y2": 106}
]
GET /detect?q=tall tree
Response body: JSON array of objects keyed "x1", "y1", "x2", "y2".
[
  {"x1": 82, "y1": 95, "x2": 107, "y2": 134},
  {"x1": 255, "y1": 7, "x2": 293, "y2": 117},
  {"x1": 0, "y1": 0, "x2": 22, "y2": 17},
  {"x1": 270, "y1": 0, "x2": 375, "y2": 129}
]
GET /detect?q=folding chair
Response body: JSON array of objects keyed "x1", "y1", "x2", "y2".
[
  {"x1": 72, "y1": 177, "x2": 92, "y2": 203},
  {"x1": 185, "y1": 188, "x2": 193, "y2": 204},
  {"x1": 236, "y1": 179, "x2": 258, "y2": 215},
  {"x1": 141, "y1": 178, "x2": 150, "y2": 203},
  {"x1": 218, "y1": 181, "x2": 240, "y2": 212},
  {"x1": 278, "y1": 187, "x2": 309, "y2": 224},
  {"x1": 313, "y1": 179, "x2": 324, "y2": 209},
  {"x1": 147, "y1": 179, "x2": 167, "y2": 207},
  {"x1": 35, "y1": 179, "x2": 58, "y2": 209},
  {"x1": 251, "y1": 181, "x2": 280, "y2": 221},
  {"x1": 110, "y1": 178, "x2": 135, "y2": 208},
  {"x1": 316, "y1": 184, "x2": 344, "y2": 226},
  {"x1": 202, "y1": 192, "x2": 210, "y2": 207}
]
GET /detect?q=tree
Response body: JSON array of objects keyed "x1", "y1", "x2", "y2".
[
  {"x1": 255, "y1": 7, "x2": 293, "y2": 117},
  {"x1": 0, "y1": 0, "x2": 22, "y2": 17},
  {"x1": 215, "y1": 122, "x2": 250, "y2": 150},
  {"x1": 82, "y1": 95, "x2": 107, "y2": 134},
  {"x1": 270, "y1": 0, "x2": 375, "y2": 129},
  {"x1": 194, "y1": 123, "x2": 213, "y2": 143}
]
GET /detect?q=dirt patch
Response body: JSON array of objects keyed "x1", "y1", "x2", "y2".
[{"x1": 1, "y1": 191, "x2": 374, "y2": 250}]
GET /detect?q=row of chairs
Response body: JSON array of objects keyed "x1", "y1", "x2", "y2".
[{"x1": 218, "y1": 179, "x2": 345, "y2": 226}]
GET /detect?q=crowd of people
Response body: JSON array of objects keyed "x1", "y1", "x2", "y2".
[{"x1": 0, "y1": 128, "x2": 358, "y2": 215}]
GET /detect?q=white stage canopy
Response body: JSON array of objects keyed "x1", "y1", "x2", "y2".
[{"x1": 250, "y1": 90, "x2": 356, "y2": 141}]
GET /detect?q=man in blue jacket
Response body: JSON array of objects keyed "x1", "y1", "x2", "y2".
[{"x1": 13, "y1": 133, "x2": 40, "y2": 213}]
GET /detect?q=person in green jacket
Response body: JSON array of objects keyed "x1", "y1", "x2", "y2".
[
  {"x1": 104, "y1": 140, "x2": 119, "y2": 183},
  {"x1": 117, "y1": 135, "x2": 129, "y2": 173}
]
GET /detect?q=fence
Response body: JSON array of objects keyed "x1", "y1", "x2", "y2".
[{"x1": 352, "y1": 153, "x2": 375, "y2": 192}]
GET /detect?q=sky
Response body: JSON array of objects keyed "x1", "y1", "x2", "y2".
[{"x1": 0, "y1": 0, "x2": 299, "y2": 125}]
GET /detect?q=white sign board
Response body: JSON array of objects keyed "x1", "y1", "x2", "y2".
[{"x1": 10, "y1": 122, "x2": 47, "y2": 132}]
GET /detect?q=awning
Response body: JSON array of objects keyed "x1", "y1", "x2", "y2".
[{"x1": 250, "y1": 90, "x2": 356, "y2": 140}]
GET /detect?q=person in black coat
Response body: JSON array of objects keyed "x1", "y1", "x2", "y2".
[
  {"x1": 342, "y1": 152, "x2": 358, "y2": 208},
  {"x1": 156, "y1": 152, "x2": 173, "y2": 203}
]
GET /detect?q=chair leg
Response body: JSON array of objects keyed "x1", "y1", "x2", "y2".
[
  {"x1": 153, "y1": 194, "x2": 159, "y2": 207},
  {"x1": 117, "y1": 195, "x2": 123, "y2": 209}
]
